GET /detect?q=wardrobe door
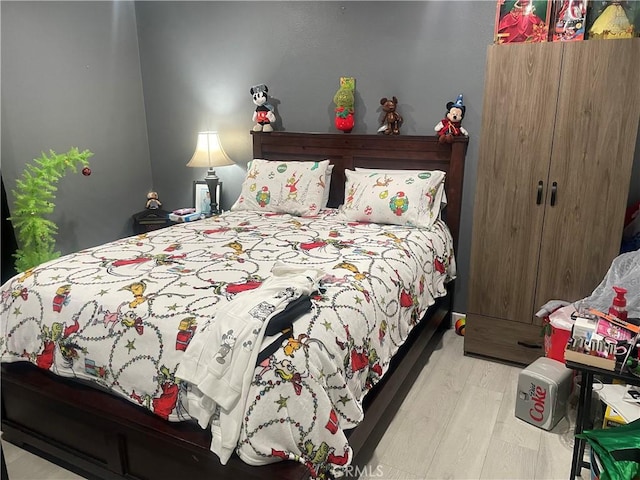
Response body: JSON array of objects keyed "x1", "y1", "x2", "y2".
[
  {"x1": 467, "y1": 43, "x2": 563, "y2": 324},
  {"x1": 535, "y1": 39, "x2": 640, "y2": 309}
]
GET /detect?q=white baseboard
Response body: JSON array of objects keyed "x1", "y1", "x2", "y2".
[{"x1": 452, "y1": 311, "x2": 465, "y2": 323}]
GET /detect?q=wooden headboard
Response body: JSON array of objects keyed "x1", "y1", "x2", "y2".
[{"x1": 251, "y1": 131, "x2": 468, "y2": 249}]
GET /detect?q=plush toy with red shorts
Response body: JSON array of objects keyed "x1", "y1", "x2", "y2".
[
  {"x1": 250, "y1": 84, "x2": 276, "y2": 132},
  {"x1": 434, "y1": 94, "x2": 469, "y2": 144}
]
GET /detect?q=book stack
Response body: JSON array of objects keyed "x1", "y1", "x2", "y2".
[{"x1": 169, "y1": 208, "x2": 202, "y2": 223}]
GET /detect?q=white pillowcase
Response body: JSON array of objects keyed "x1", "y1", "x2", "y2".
[
  {"x1": 354, "y1": 167, "x2": 447, "y2": 209},
  {"x1": 231, "y1": 159, "x2": 330, "y2": 216},
  {"x1": 322, "y1": 164, "x2": 334, "y2": 209},
  {"x1": 337, "y1": 169, "x2": 446, "y2": 227}
]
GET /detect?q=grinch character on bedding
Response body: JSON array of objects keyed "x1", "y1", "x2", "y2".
[
  {"x1": 335, "y1": 325, "x2": 382, "y2": 383},
  {"x1": 271, "y1": 441, "x2": 350, "y2": 479},
  {"x1": 35, "y1": 316, "x2": 82, "y2": 370},
  {"x1": 286, "y1": 173, "x2": 301, "y2": 201},
  {"x1": 130, "y1": 365, "x2": 184, "y2": 420}
]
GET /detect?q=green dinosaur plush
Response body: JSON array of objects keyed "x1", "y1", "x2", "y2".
[{"x1": 333, "y1": 77, "x2": 355, "y2": 133}]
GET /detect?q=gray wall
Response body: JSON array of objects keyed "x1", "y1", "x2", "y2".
[
  {"x1": 2, "y1": 1, "x2": 639, "y2": 314},
  {"x1": 1, "y1": 1, "x2": 152, "y2": 253},
  {"x1": 134, "y1": 0, "x2": 495, "y2": 313}
]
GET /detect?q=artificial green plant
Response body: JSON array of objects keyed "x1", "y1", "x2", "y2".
[{"x1": 10, "y1": 147, "x2": 93, "y2": 272}]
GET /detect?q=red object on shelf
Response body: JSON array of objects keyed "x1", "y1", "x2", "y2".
[
  {"x1": 608, "y1": 286, "x2": 628, "y2": 322},
  {"x1": 335, "y1": 108, "x2": 354, "y2": 133},
  {"x1": 544, "y1": 320, "x2": 571, "y2": 364}
]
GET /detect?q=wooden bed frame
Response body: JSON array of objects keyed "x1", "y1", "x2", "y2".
[{"x1": 1, "y1": 132, "x2": 468, "y2": 480}]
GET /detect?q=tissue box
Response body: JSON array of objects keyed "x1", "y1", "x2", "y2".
[{"x1": 515, "y1": 357, "x2": 572, "y2": 430}]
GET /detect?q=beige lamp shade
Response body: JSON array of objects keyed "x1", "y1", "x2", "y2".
[
  {"x1": 187, "y1": 131, "x2": 233, "y2": 215},
  {"x1": 186, "y1": 131, "x2": 234, "y2": 169}
]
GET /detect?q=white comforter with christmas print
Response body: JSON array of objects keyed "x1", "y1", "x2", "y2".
[{"x1": 0, "y1": 209, "x2": 455, "y2": 478}]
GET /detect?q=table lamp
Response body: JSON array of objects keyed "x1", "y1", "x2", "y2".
[{"x1": 186, "y1": 131, "x2": 234, "y2": 214}]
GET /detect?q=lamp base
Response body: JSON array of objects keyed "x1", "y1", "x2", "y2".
[{"x1": 204, "y1": 170, "x2": 220, "y2": 215}]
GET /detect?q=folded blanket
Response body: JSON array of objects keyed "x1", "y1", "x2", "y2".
[{"x1": 175, "y1": 261, "x2": 324, "y2": 463}]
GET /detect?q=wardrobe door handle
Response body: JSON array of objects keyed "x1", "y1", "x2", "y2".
[
  {"x1": 536, "y1": 181, "x2": 543, "y2": 205},
  {"x1": 550, "y1": 182, "x2": 558, "y2": 206}
]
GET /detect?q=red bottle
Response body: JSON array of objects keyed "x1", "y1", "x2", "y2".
[{"x1": 608, "y1": 286, "x2": 628, "y2": 321}]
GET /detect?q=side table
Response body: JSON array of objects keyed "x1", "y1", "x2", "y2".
[
  {"x1": 131, "y1": 209, "x2": 175, "y2": 235},
  {"x1": 566, "y1": 360, "x2": 640, "y2": 479}
]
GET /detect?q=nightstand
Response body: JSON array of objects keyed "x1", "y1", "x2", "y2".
[{"x1": 132, "y1": 209, "x2": 175, "y2": 234}]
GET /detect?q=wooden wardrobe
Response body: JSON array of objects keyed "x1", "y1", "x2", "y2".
[{"x1": 465, "y1": 39, "x2": 640, "y2": 365}]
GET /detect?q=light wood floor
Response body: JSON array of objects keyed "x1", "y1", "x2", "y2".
[{"x1": 2, "y1": 329, "x2": 587, "y2": 480}]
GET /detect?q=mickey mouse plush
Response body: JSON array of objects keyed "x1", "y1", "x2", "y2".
[
  {"x1": 378, "y1": 96, "x2": 403, "y2": 135},
  {"x1": 434, "y1": 94, "x2": 469, "y2": 144},
  {"x1": 250, "y1": 84, "x2": 276, "y2": 132}
]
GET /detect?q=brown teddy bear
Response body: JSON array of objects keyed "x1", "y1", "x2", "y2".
[{"x1": 378, "y1": 96, "x2": 403, "y2": 135}]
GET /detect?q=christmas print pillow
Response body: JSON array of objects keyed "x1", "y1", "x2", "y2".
[
  {"x1": 337, "y1": 169, "x2": 446, "y2": 227},
  {"x1": 231, "y1": 159, "x2": 330, "y2": 216}
]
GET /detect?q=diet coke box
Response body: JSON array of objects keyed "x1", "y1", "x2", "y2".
[{"x1": 515, "y1": 357, "x2": 572, "y2": 430}]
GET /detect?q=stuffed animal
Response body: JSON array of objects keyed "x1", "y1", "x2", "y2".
[
  {"x1": 434, "y1": 94, "x2": 469, "y2": 144},
  {"x1": 146, "y1": 191, "x2": 161, "y2": 209},
  {"x1": 333, "y1": 77, "x2": 355, "y2": 133},
  {"x1": 378, "y1": 96, "x2": 403, "y2": 135},
  {"x1": 250, "y1": 84, "x2": 276, "y2": 132}
]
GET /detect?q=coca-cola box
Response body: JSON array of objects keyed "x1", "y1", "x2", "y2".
[{"x1": 515, "y1": 357, "x2": 572, "y2": 430}]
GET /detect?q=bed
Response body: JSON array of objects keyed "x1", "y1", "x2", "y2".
[{"x1": 1, "y1": 131, "x2": 468, "y2": 480}]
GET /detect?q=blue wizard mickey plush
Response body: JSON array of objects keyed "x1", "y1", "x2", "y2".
[
  {"x1": 434, "y1": 94, "x2": 469, "y2": 144},
  {"x1": 250, "y1": 84, "x2": 276, "y2": 132}
]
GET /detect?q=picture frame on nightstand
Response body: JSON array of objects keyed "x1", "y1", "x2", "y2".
[{"x1": 193, "y1": 180, "x2": 222, "y2": 215}]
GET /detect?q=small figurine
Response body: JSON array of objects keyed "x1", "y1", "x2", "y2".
[
  {"x1": 434, "y1": 94, "x2": 469, "y2": 144},
  {"x1": 378, "y1": 96, "x2": 403, "y2": 135},
  {"x1": 333, "y1": 77, "x2": 355, "y2": 133},
  {"x1": 250, "y1": 84, "x2": 276, "y2": 132},
  {"x1": 146, "y1": 191, "x2": 162, "y2": 209}
]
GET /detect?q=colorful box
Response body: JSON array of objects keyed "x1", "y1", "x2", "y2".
[
  {"x1": 595, "y1": 317, "x2": 633, "y2": 344},
  {"x1": 551, "y1": 0, "x2": 588, "y2": 41},
  {"x1": 586, "y1": 0, "x2": 639, "y2": 39},
  {"x1": 545, "y1": 324, "x2": 572, "y2": 363},
  {"x1": 602, "y1": 404, "x2": 627, "y2": 428},
  {"x1": 495, "y1": 0, "x2": 552, "y2": 43},
  {"x1": 168, "y1": 212, "x2": 203, "y2": 222}
]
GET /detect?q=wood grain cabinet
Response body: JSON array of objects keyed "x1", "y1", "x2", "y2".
[{"x1": 465, "y1": 39, "x2": 640, "y2": 365}]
